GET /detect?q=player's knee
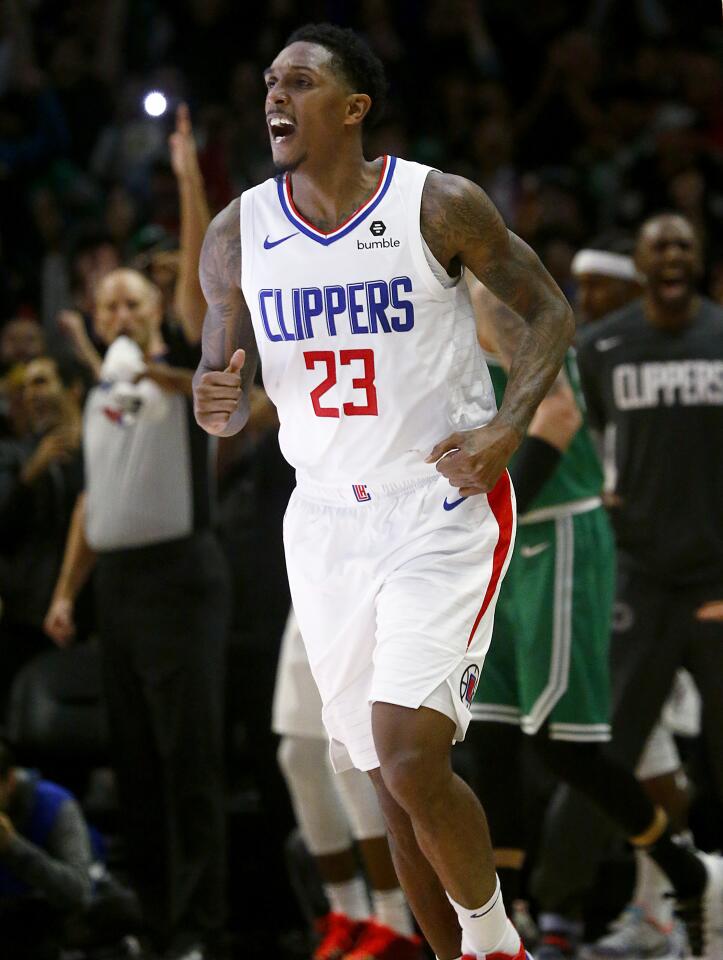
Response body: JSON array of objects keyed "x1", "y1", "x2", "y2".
[
  {"x1": 370, "y1": 773, "x2": 419, "y2": 859},
  {"x1": 379, "y1": 745, "x2": 446, "y2": 815},
  {"x1": 277, "y1": 734, "x2": 326, "y2": 786}
]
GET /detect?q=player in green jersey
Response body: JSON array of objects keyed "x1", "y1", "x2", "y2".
[
  {"x1": 464, "y1": 280, "x2": 721, "y2": 960},
  {"x1": 473, "y1": 349, "x2": 614, "y2": 743}
]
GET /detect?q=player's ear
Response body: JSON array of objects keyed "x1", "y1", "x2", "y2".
[{"x1": 344, "y1": 93, "x2": 372, "y2": 127}]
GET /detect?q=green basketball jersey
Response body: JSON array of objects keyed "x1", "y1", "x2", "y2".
[{"x1": 489, "y1": 351, "x2": 603, "y2": 511}]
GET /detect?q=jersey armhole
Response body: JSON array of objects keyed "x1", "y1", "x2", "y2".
[
  {"x1": 402, "y1": 164, "x2": 459, "y2": 303},
  {"x1": 239, "y1": 189, "x2": 253, "y2": 304}
]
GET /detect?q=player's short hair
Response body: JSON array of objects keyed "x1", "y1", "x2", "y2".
[{"x1": 285, "y1": 23, "x2": 388, "y2": 127}]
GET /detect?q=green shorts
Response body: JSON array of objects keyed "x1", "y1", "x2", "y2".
[{"x1": 472, "y1": 504, "x2": 615, "y2": 741}]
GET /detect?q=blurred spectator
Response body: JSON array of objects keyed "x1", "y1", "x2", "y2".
[
  {"x1": 0, "y1": 361, "x2": 31, "y2": 440},
  {"x1": 104, "y1": 184, "x2": 140, "y2": 256},
  {"x1": 44, "y1": 269, "x2": 230, "y2": 960},
  {"x1": 66, "y1": 229, "x2": 122, "y2": 321},
  {"x1": 570, "y1": 243, "x2": 644, "y2": 325},
  {"x1": 515, "y1": 31, "x2": 605, "y2": 167},
  {"x1": 0, "y1": 734, "x2": 141, "y2": 960},
  {"x1": 0, "y1": 355, "x2": 85, "y2": 712},
  {"x1": 0, "y1": 316, "x2": 46, "y2": 374},
  {"x1": 0, "y1": 736, "x2": 92, "y2": 960}
]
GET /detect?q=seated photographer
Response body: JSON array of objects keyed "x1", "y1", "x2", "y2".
[{"x1": 0, "y1": 737, "x2": 92, "y2": 958}]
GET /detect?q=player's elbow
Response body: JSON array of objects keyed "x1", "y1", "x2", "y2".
[
  {"x1": 560, "y1": 401, "x2": 583, "y2": 442},
  {"x1": 559, "y1": 301, "x2": 576, "y2": 348}
]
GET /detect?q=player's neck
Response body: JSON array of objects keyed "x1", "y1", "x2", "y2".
[
  {"x1": 643, "y1": 293, "x2": 699, "y2": 332},
  {"x1": 286, "y1": 148, "x2": 384, "y2": 234}
]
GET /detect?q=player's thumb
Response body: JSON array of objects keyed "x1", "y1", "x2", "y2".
[
  {"x1": 425, "y1": 433, "x2": 462, "y2": 464},
  {"x1": 224, "y1": 349, "x2": 245, "y2": 375}
]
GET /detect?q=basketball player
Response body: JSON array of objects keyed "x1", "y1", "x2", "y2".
[
  {"x1": 273, "y1": 609, "x2": 421, "y2": 959},
  {"x1": 529, "y1": 212, "x2": 723, "y2": 959},
  {"x1": 570, "y1": 246, "x2": 643, "y2": 327},
  {"x1": 465, "y1": 282, "x2": 719, "y2": 960},
  {"x1": 192, "y1": 24, "x2": 578, "y2": 960}
]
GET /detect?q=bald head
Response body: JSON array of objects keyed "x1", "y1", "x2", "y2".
[
  {"x1": 634, "y1": 214, "x2": 701, "y2": 313},
  {"x1": 636, "y1": 213, "x2": 696, "y2": 251},
  {"x1": 94, "y1": 269, "x2": 162, "y2": 351}
]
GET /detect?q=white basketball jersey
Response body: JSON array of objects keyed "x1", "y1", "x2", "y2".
[{"x1": 240, "y1": 155, "x2": 496, "y2": 486}]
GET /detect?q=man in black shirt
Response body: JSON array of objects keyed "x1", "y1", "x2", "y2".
[
  {"x1": 532, "y1": 214, "x2": 723, "y2": 949},
  {"x1": 578, "y1": 216, "x2": 723, "y2": 586}
]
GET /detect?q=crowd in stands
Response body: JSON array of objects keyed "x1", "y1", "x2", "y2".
[{"x1": 0, "y1": 1, "x2": 721, "y2": 959}]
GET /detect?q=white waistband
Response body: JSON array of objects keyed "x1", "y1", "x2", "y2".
[
  {"x1": 294, "y1": 472, "x2": 438, "y2": 506},
  {"x1": 518, "y1": 496, "x2": 602, "y2": 525}
]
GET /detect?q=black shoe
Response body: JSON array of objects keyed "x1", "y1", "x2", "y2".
[{"x1": 673, "y1": 852, "x2": 723, "y2": 960}]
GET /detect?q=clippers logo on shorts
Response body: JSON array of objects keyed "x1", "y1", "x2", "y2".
[
  {"x1": 460, "y1": 664, "x2": 480, "y2": 707},
  {"x1": 353, "y1": 484, "x2": 372, "y2": 503}
]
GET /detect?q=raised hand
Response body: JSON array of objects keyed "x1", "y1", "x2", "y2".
[
  {"x1": 169, "y1": 102, "x2": 201, "y2": 182},
  {"x1": 20, "y1": 425, "x2": 80, "y2": 485}
]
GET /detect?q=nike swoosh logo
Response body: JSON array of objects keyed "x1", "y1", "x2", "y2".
[
  {"x1": 520, "y1": 542, "x2": 550, "y2": 558},
  {"x1": 263, "y1": 232, "x2": 299, "y2": 249},
  {"x1": 443, "y1": 495, "x2": 468, "y2": 511},
  {"x1": 595, "y1": 335, "x2": 623, "y2": 352}
]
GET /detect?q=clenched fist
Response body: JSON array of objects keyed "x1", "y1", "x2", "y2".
[{"x1": 44, "y1": 596, "x2": 76, "y2": 648}]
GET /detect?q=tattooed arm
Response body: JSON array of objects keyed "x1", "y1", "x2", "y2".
[
  {"x1": 193, "y1": 198, "x2": 259, "y2": 437},
  {"x1": 467, "y1": 275, "x2": 525, "y2": 365},
  {"x1": 468, "y1": 276, "x2": 581, "y2": 450},
  {"x1": 423, "y1": 173, "x2": 574, "y2": 495}
]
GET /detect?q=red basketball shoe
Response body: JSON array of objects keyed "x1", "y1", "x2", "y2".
[
  {"x1": 314, "y1": 913, "x2": 365, "y2": 960},
  {"x1": 464, "y1": 943, "x2": 534, "y2": 960},
  {"x1": 343, "y1": 920, "x2": 423, "y2": 959}
]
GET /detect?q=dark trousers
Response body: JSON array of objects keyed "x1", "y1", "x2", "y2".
[
  {"x1": 0, "y1": 896, "x2": 62, "y2": 959},
  {"x1": 95, "y1": 531, "x2": 230, "y2": 951},
  {"x1": 532, "y1": 557, "x2": 723, "y2": 913}
]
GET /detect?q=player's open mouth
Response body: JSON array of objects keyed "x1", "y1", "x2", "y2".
[
  {"x1": 268, "y1": 115, "x2": 297, "y2": 143},
  {"x1": 658, "y1": 270, "x2": 689, "y2": 299}
]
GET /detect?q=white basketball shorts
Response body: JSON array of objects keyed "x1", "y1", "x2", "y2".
[
  {"x1": 283, "y1": 470, "x2": 516, "y2": 772},
  {"x1": 272, "y1": 607, "x2": 326, "y2": 740}
]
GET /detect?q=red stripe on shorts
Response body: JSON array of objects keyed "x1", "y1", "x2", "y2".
[{"x1": 466, "y1": 470, "x2": 514, "y2": 650}]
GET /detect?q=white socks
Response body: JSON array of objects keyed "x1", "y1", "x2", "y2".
[
  {"x1": 325, "y1": 875, "x2": 370, "y2": 920},
  {"x1": 634, "y1": 849, "x2": 674, "y2": 928},
  {"x1": 372, "y1": 886, "x2": 414, "y2": 935},
  {"x1": 448, "y1": 877, "x2": 521, "y2": 957}
]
